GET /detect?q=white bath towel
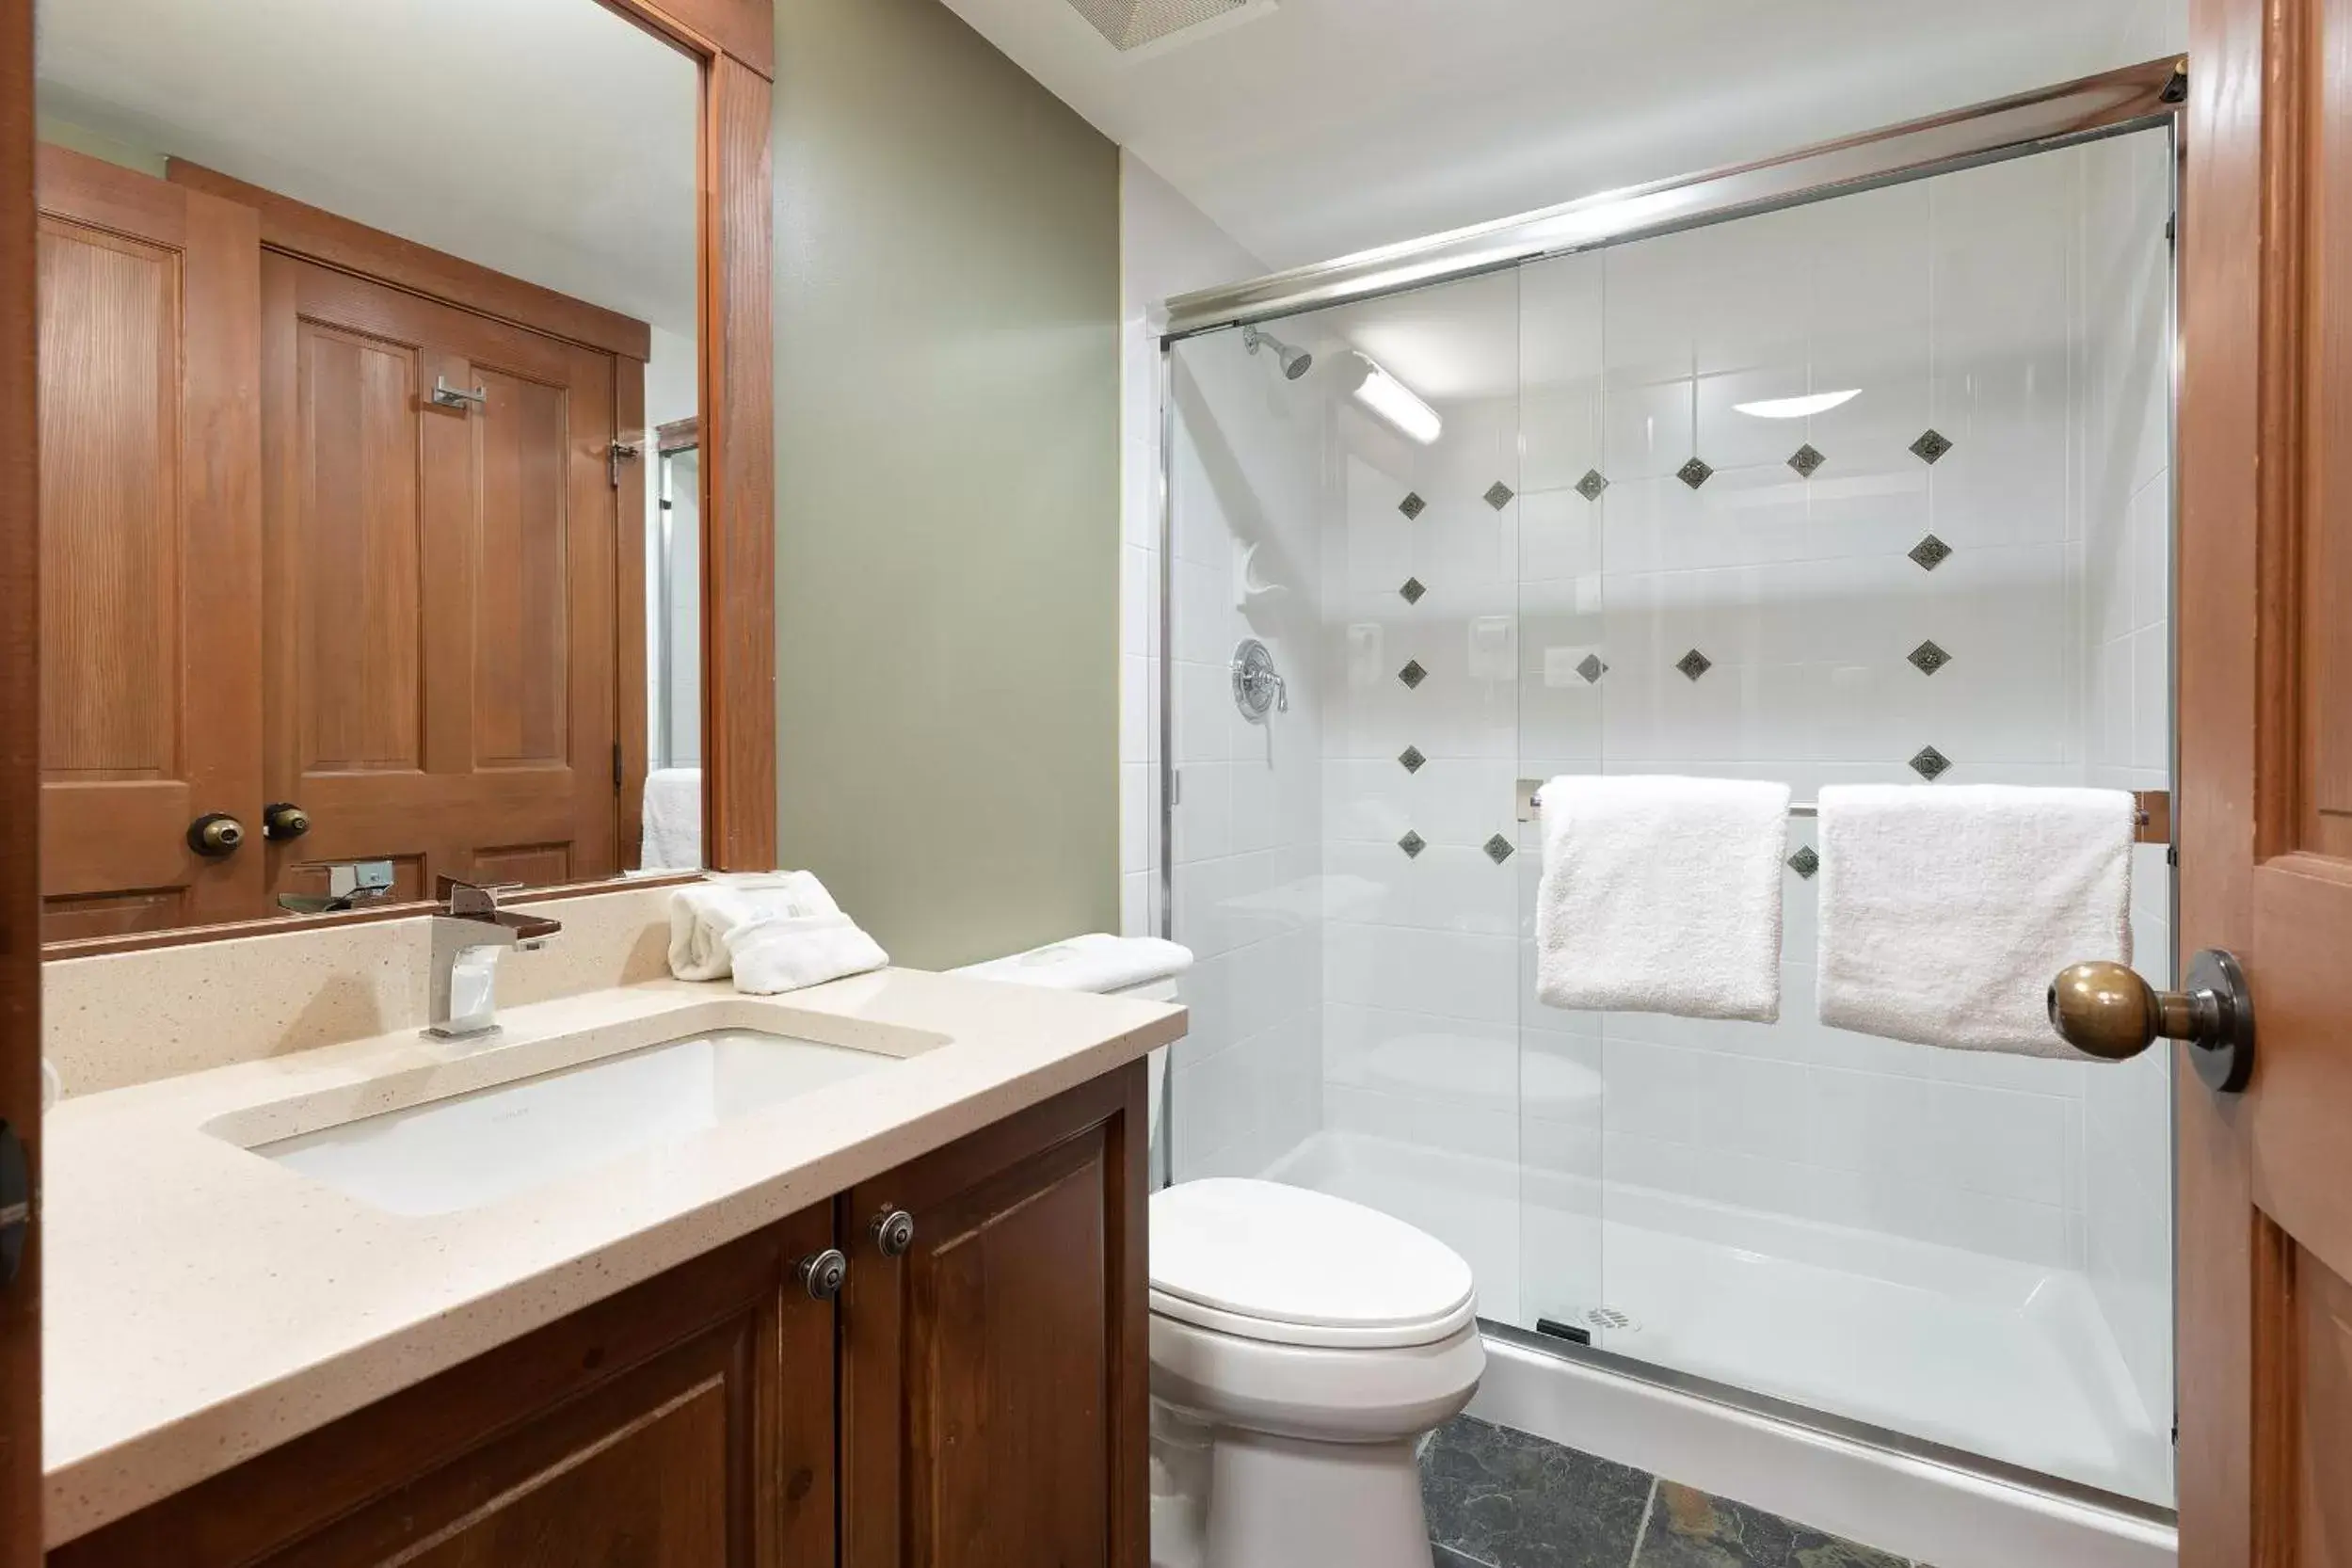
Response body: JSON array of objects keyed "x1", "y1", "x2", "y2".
[
  {"x1": 952, "y1": 934, "x2": 1193, "y2": 993},
  {"x1": 1535, "y1": 776, "x2": 1790, "y2": 1022},
  {"x1": 641, "y1": 767, "x2": 703, "y2": 871},
  {"x1": 1816, "y1": 784, "x2": 2134, "y2": 1057},
  {"x1": 667, "y1": 872, "x2": 841, "y2": 982},
  {"x1": 728, "y1": 911, "x2": 889, "y2": 996}
]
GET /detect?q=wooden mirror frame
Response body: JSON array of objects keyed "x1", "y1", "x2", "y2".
[{"x1": 14, "y1": 0, "x2": 777, "y2": 958}]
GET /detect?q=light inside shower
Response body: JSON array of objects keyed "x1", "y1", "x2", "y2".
[
  {"x1": 1734, "y1": 389, "x2": 1862, "y2": 420},
  {"x1": 1345, "y1": 351, "x2": 1443, "y2": 444}
]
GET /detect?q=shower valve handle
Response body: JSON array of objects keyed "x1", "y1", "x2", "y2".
[{"x1": 2047, "y1": 950, "x2": 2254, "y2": 1093}]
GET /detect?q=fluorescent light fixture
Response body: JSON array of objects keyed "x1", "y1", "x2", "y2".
[
  {"x1": 1346, "y1": 352, "x2": 1443, "y2": 444},
  {"x1": 1734, "y1": 389, "x2": 1861, "y2": 420}
]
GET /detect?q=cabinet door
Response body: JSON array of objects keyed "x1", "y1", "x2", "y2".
[
  {"x1": 34, "y1": 144, "x2": 264, "y2": 939},
  {"x1": 840, "y1": 1064, "x2": 1150, "y2": 1568},
  {"x1": 51, "y1": 1206, "x2": 837, "y2": 1568}
]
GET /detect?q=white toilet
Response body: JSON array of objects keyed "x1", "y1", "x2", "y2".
[
  {"x1": 1146, "y1": 1177, "x2": 1483, "y2": 1568},
  {"x1": 960, "y1": 937, "x2": 1485, "y2": 1568}
]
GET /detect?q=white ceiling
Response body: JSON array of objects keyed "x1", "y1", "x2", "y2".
[
  {"x1": 942, "y1": 0, "x2": 2184, "y2": 272},
  {"x1": 34, "y1": 0, "x2": 700, "y2": 338}
]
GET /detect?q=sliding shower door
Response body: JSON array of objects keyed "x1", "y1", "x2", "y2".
[
  {"x1": 1161, "y1": 116, "x2": 2177, "y2": 1514},
  {"x1": 1512, "y1": 129, "x2": 2178, "y2": 1508}
]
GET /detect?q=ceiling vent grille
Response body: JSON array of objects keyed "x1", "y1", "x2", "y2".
[{"x1": 1065, "y1": 0, "x2": 1250, "y2": 51}]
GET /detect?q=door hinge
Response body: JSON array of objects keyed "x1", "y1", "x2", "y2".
[
  {"x1": 0, "y1": 1119, "x2": 28, "y2": 1291},
  {"x1": 609, "y1": 440, "x2": 642, "y2": 488},
  {"x1": 2165, "y1": 213, "x2": 2176, "y2": 249},
  {"x1": 613, "y1": 742, "x2": 624, "y2": 792}
]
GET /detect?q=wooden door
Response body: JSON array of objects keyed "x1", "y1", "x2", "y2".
[
  {"x1": 33, "y1": 146, "x2": 263, "y2": 940},
  {"x1": 49, "y1": 1205, "x2": 838, "y2": 1567},
  {"x1": 0, "y1": 6, "x2": 39, "y2": 1562},
  {"x1": 840, "y1": 1066, "x2": 1149, "y2": 1568},
  {"x1": 261, "y1": 253, "x2": 622, "y2": 903},
  {"x1": 2181, "y1": 1, "x2": 2352, "y2": 1562}
]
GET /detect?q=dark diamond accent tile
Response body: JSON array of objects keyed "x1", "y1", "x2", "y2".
[
  {"x1": 1786, "y1": 845, "x2": 1819, "y2": 880},
  {"x1": 1576, "y1": 468, "x2": 1610, "y2": 502},
  {"x1": 1675, "y1": 648, "x2": 1712, "y2": 682},
  {"x1": 1908, "y1": 533, "x2": 1953, "y2": 572},
  {"x1": 1576, "y1": 653, "x2": 1608, "y2": 684},
  {"x1": 1399, "y1": 745, "x2": 1427, "y2": 774},
  {"x1": 1400, "y1": 659, "x2": 1429, "y2": 690},
  {"x1": 1908, "y1": 638, "x2": 1952, "y2": 677},
  {"x1": 1633, "y1": 1480, "x2": 1907, "y2": 1568},
  {"x1": 1484, "y1": 834, "x2": 1515, "y2": 865},
  {"x1": 1910, "y1": 427, "x2": 1954, "y2": 465},
  {"x1": 1910, "y1": 744, "x2": 1952, "y2": 781},
  {"x1": 1421, "y1": 1416, "x2": 1653, "y2": 1568},
  {"x1": 1400, "y1": 576, "x2": 1428, "y2": 605},
  {"x1": 1400, "y1": 491, "x2": 1427, "y2": 520},
  {"x1": 1399, "y1": 830, "x2": 1427, "y2": 859},
  {"x1": 1676, "y1": 456, "x2": 1714, "y2": 490},
  {"x1": 1484, "y1": 480, "x2": 1516, "y2": 510},
  {"x1": 1787, "y1": 443, "x2": 1826, "y2": 479}
]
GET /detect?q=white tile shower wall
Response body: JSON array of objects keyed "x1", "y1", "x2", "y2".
[
  {"x1": 2073, "y1": 129, "x2": 2177, "y2": 1440},
  {"x1": 1118, "y1": 151, "x2": 1264, "y2": 939},
  {"x1": 1303, "y1": 143, "x2": 2176, "y2": 1324},
  {"x1": 1120, "y1": 156, "x2": 1325, "y2": 1179}
]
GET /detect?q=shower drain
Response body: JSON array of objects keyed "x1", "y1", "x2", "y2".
[{"x1": 1579, "y1": 1305, "x2": 1640, "y2": 1334}]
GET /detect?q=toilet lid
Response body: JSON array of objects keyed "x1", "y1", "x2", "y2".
[{"x1": 1149, "y1": 1179, "x2": 1477, "y2": 1350}]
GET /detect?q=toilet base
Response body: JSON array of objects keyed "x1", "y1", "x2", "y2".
[{"x1": 1153, "y1": 1411, "x2": 1435, "y2": 1568}]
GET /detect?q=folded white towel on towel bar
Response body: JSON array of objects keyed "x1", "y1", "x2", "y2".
[
  {"x1": 1535, "y1": 775, "x2": 1789, "y2": 1023},
  {"x1": 667, "y1": 872, "x2": 842, "y2": 982},
  {"x1": 640, "y1": 766, "x2": 703, "y2": 871},
  {"x1": 1816, "y1": 784, "x2": 2134, "y2": 1058},
  {"x1": 728, "y1": 911, "x2": 890, "y2": 996},
  {"x1": 952, "y1": 934, "x2": 1193, "y2": 993}
]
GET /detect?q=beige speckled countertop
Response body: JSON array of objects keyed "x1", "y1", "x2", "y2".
[{"x1": 40, "y1": 968, "x2": 1184, "y2": 1547}]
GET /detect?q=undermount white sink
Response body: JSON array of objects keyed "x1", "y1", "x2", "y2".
[{"x1": 253, "y1": 1026, "x2": 894, "y2": 1218}]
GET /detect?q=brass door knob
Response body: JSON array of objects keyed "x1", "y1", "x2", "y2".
[
  {"x1": 262, "y1": 802, "x2": 311, "y2": 841},
  {"x1": 2047, "y1": 949, "x2": 2255, "y2": 1093},
  {"x1": 186, "y1": 812, "x2": 246, "y2": 858}
]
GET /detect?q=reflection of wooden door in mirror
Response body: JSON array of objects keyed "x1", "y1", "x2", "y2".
[
  {"x1": 34, "y1": 146, "x2": 264, "y2": 940},
  {"x1": 262, "y1": 255, "x2": 629, "y2": 902}
]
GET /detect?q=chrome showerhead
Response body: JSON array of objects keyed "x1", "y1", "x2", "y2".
[{"x1": 1243, "y1": 325, "x2": 1312, "y2": 380}]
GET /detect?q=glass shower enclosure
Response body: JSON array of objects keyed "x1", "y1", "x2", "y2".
[{"x1": 1156, "y1": 89, "x2": 2178, "y2": 1510}]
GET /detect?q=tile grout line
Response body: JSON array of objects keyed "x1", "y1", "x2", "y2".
[{"x1": 1624, "y1": 1474, "x2": 1660, "y2": 1568}]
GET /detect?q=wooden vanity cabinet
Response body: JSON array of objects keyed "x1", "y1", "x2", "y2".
[{"x1": 48, "y1": 1065, "x2": 1147, "y2": 1568}]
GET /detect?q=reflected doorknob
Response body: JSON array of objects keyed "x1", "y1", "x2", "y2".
[
  {"x1": 186, "y1": 812, "x2": 246, "y2": 857},
  {"x1": 2047, "y1": 949, "x2": 2255, "y2": 1093},
  {"x1": 262, "y1": 802, "x2": 311, "y2": 841}
]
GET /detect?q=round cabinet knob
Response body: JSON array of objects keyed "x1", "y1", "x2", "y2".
[
  {"x1": 262, "y1": 802, "x2": 311, "y2": 841},
  {"x1": 797, "y1": 1248, "x2": 848, "y2": 1302},
  {"x1": 872, "y1": 1208, "x2": 915, "y2": 1258},
  {"x1": 2047, "y1": 949, "x2": 2255, "y2": 1094},
  {"x1": 186, "y1": 812, "x2": 246, "y2": 858}
]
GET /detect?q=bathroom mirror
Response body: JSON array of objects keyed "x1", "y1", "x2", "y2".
[{"x1": 28, "y1": 0, "x2": 771, "y2": 950}]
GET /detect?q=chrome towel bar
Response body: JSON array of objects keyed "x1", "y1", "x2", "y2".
[{"x1": 1514, "y1": 781, "x2": 2172, "y2": 845}]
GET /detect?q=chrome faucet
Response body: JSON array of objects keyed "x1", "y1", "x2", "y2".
[{"x1": 424, "y1": 878, "x2": 562, "y2": 1039}]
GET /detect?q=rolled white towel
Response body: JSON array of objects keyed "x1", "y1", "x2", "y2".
[
  {"x1": 952, "y1": 934, "x2": 1192, "y2": 993},
  {"x1": 728, "y1": 912, "x2": 889, "y2": 995},
  {"x1": 667, "y1": 872, "x2": 842, "y2": 981}
]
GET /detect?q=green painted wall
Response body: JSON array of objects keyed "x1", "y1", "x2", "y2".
[{"x1": 773, "y1": 0, "x2": 1121, "y2": 969}]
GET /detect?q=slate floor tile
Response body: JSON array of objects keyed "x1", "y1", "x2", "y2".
[
  {"x1": 1420, "y1": 1416, "x2": 1655, "y2": 1568},
  {"x1": 1632, "y1": 1481, "x2": 1908, "y2": 1568}
]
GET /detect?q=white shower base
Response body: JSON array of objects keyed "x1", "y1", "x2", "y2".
[{"x1": 1260, "y1": 1129, "x2": 2173, "y2": 1525}]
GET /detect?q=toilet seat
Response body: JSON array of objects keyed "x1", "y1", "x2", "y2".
[{"x1": 1148, "y1": 1178, "x2": 1478, "y2": 1350}]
